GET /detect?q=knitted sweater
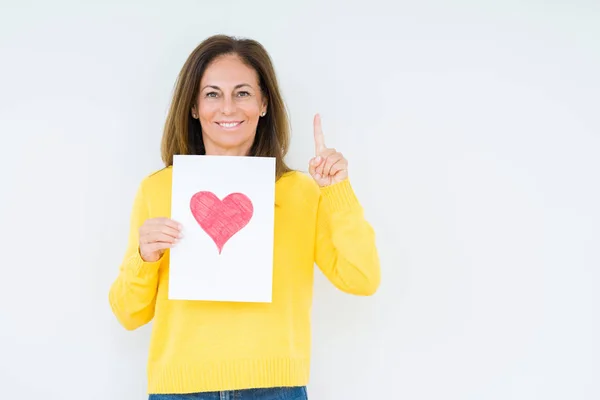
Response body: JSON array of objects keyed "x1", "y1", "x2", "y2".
[{"x1": 108, "y1": 167, "x2": 380, "y2": 394}]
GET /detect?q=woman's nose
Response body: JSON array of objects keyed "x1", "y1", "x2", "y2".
[{"x1": 221, "y1": 95, "x2": 235, "y2": 115}]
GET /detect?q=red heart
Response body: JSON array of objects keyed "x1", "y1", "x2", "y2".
[{"x1": 189, "y1": 191, "x2": 254, "y2": 254}]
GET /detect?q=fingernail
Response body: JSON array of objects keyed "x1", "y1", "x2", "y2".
[
  {"x1": 315, "y1": 173, "x2": 321, "y2": 179},
  {"x1": 316, "y1": 156, "x2": 321, "y2": 162}
]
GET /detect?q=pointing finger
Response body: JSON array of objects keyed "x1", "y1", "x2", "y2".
[{"x1": 313, "y1": 113, "x2": 326, "y2": 154}]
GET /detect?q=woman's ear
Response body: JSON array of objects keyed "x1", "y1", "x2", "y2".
[
  {"x1": 260, "y1": 100, "x2": 268, "y2": 117},
  {"x1": 191, "y1": 106, "x2": 198, "y2": 119}
]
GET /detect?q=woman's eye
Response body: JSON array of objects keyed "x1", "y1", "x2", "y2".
[{"x1": 204, "y1": 91, "x2": 249, "y2": 98}]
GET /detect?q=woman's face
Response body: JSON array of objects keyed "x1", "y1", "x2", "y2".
[{"x1": 192, "y1": 53, "x2": 267, "y2": 156}]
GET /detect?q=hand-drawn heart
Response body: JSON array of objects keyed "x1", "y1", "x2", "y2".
[{"x1": 189, "y1": 191, "x2": 253, "y2": 254}]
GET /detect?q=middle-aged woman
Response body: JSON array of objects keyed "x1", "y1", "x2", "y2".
[{"x1": 109, "y1": 34, "x2": 381, "y2": 400}]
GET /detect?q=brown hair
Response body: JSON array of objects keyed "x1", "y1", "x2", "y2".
[{"x1": 160, "y1": 34, "x2": 292, "y2": 179}]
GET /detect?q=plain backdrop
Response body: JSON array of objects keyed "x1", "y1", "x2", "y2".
[{"x1": 0, "y1": 1, "x2": 598, "y2": 399}]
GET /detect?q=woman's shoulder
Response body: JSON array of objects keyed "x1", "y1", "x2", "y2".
[
  {"x1": 279, "y1": 169, "x2": 318, "y2": 188},
  {"x1": 138, "y1": 166, "x2": 173, "y2": 192},
  {"x1": 276, "y1": 170, "x2": 320, "y2": 202}
]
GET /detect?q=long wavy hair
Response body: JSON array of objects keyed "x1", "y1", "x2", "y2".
[{"x1": 160, "y1": 34, "x2": 293, "y2": 179}]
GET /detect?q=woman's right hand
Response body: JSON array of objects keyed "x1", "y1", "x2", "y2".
[{"x1": 138, "y1": 218, "x2": 183, "y2": 262}]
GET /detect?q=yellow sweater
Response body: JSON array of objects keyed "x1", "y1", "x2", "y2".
[{"x1": 108, "y1": 167, "x2": 380, "y2": 394}]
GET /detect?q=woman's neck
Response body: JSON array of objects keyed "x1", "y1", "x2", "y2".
[{"x1": 203, "y1": 138, "x2": 253, "y2": 157}]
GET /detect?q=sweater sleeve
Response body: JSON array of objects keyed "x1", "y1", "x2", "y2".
[
  {"x1": 108, "y1": 181, "x2": 162, "y2": 330},
  {"x1": 314, "y1": 178, "x2": 381, "y2": 296}
]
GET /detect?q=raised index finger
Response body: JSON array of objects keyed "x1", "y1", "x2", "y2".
[{"x1": 313, "y1": 113, "x2": 326, "y2": 154}]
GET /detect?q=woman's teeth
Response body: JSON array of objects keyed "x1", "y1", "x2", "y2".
[{"x1": 219, "y1": 122, "x2": 241, "y2": 128}]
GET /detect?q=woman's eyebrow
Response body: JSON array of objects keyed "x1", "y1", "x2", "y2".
[{"x1": 201, "y1": 83, "x2": 253, "y2": 91}]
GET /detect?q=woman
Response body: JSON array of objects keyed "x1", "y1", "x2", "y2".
[{"x1": 109, "y1": 34, "x2": 380, "y2": 399}]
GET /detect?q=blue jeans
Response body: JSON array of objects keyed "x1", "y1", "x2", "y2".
[{"x1": 148, "y1": 386, "x2": 308, "y2": 399}]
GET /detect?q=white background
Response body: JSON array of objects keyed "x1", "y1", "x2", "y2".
[
  {"x1": 170, "y1": 155, "x2": 275, "y2": 302},
  {"x1": 0, "y1": 1, "x2": 598, "y2": 399}
]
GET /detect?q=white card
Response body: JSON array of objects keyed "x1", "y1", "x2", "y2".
[{"x1": 169, "y1": 154, "x2": 276, "y2": 302}]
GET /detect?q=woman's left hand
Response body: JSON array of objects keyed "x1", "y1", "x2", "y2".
[{"x1": 309, "y1": 114, "x2": 348, "y2": 187}]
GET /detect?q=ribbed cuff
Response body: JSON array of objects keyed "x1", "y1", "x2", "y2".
[
  {"x1": 127, "y1": 248, "x2": 162, "y2": 277},
  {"x1": 319, "y1": 178, "x2": 361, "y2": 212}
]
